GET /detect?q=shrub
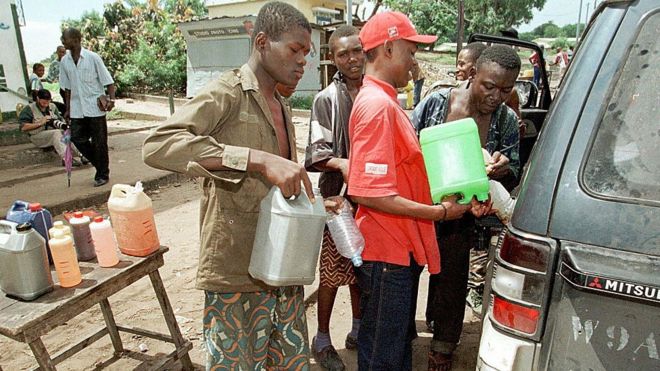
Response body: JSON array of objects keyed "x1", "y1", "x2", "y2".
[
  {"x1": 289, "y1": 95, "x2": 314, "y2": 110},
  {"x1": 62, "y1": 0, "x2": 206, "y2": 96},
  {"x1": 551, "y1": 37, "x2": 572, "y2": 50}
]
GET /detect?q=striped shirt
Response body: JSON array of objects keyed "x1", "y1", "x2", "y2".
[
  {"x1": 59, "y1": 48, "x2": 114, "y2": 118},
  {"x1": 29, "y1": 73, "x2": 43, "y2": 92}
]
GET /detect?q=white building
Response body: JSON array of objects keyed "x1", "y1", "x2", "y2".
[
  {"x1": 179, "y1": 0, "x2": 361, "y2": 97},
  {"x1": 0, "y1": 0, "x2": 29, "y2": 121}
]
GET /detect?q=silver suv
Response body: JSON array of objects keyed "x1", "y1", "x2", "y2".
[{"x1": 477, "y1": 1, "x2": 660, "y2": 370}]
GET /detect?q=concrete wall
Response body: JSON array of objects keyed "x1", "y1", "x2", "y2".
[
  {"x1": 179, "y1": 16, "x2": 322, "y2": 97},
  {"x1": 0, "y1": 0, "x2": 30, "y2": 118}
]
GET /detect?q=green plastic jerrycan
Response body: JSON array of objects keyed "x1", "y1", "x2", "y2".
[{"x1": 420, "y1": 118, "x2": 490, "y2": 205}]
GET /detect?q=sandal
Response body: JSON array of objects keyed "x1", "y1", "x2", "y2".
[
  {"x1": 428, "y1": 350, "x2": 453, "y2": 371},
  {"x1": 312, "y1": 337, "x2": 346, "y2": 371}
]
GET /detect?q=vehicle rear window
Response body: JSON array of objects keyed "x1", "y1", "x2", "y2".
[{"x1": 583, "y1": 12, "x2": 660, "y2": 203}]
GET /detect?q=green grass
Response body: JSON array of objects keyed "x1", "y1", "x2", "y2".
[
  {"x1": 416, "y1": 51, "x2": 456, "y2": 66},
  {"x1": 417, "y1": 49, "x2": 535, "y2": 76},
  {"x1": 106, "y1": 109, "x2": 123, "y2": 120}
]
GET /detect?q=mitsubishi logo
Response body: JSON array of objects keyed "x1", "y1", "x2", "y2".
[
  {"x1": 561, "y1": 263, "x2": 660, "y2": 304},
  {"x1": 588, "y1": 277, "x2": 603, "y2": 289}
]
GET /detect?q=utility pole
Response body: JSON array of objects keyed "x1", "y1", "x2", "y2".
[
  {"x1": 576, "y1": 0, "x2": 583, "y2": 41},
  {"x1": 347, "y1": 0, "x2": 353, "y2": 25},
  {"x1": 585, "y1": 3, "x2": 591, "y2": 27},
  {"x1": 457, "y1": 0, "x2": 465, "y2": 54}
]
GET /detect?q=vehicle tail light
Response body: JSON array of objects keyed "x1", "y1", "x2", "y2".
[
  {"x1": 488, "y1": 229, "x2": 552, "y2": 336},
  {"x1": 492, "y1": 296, "x2": 540, "y2": 334}
]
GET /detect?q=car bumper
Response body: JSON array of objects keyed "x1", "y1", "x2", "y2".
[{"x1": 476, "y1": 316, "x2": 540, "y2": 371}]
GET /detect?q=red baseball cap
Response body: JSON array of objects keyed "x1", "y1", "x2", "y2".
[{"x1": 359, "y1": 11, "x2": 438, "y2": 52}]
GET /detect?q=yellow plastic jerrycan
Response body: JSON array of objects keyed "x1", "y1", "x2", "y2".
[
  {"x1": 107, "y1": 181, "x2": 160, "y2": 257},
  {"x1": 419, "y1": 118, "x2": 490, "y2": 204}
]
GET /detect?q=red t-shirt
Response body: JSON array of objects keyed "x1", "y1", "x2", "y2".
[
  {"x1": 529, "y1": 52, "x2": 540, "y2": 67},
  {"x1": 347, "y1": 75, "x2": 440, "y2": 274}
]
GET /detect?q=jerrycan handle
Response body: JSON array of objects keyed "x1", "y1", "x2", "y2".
[
  {"x1": 0, "y1": 220, "x2": 17, "y2": 234},
  {"x1": 110, "y1": 184, "x2": 134, "y2": 199},
  {"x1": 272, "y1": 186, "x2": 314, "y2": 210}
]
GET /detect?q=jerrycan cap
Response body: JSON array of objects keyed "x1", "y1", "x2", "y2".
[
  {"x1": 53, "y1": 220, "x2": 64, "y2": 227},
  {"x1": 51, "y1": 229, "x2": 65, "y2": 238},
  {"x1": 73, "y1": 211, "x2": 84, "y2": 218},
  {"x1": 16, "y1": 223, "x2": 33, "y2": 232},
  {"x1": 29, "y1": 203, "x2": 42, "y2": 212},
  {"x1": 93, "y1": 216, "x2": 104, "y2": 223}
]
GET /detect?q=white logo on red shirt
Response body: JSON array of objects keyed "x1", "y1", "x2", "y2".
[{"x1": 365, "y1": 163, "x2": 388, "y2": 175}]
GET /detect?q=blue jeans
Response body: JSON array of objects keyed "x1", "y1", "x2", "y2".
[
  {"x1": 356, "y1": 258, "x2": 420, "y2": 370},
  {"x1": 533, "y1": 66, "x2": 541, "y2": 87}
]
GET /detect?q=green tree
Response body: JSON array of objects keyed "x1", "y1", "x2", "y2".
[
  {"x1": 383, "y1": 1, "x2": 456, "y2": 44},
  {"x1": 531, "y1": 21, "x2": 562, "y2": 38},
  {"x1": 551, "y1": 37, "x2": 571, "y2": 50},
  {"x1": 561, "y1": 23, "x2": 585, "y2": 38},
  {"x1": 380, "y1": 0, "x2": 547, "y2": 45},
  {"x1": 60, "y1": 0, "x2": 206, "y2": 95},
  {"x1": 61, "y1": 10, "x2": 105, "y2": 50},
  {"x1": 519, "y1": 31, "x2": 536, "y2": 42}
]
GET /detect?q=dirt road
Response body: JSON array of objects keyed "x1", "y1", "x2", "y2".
[
  {"x1": 0, "y1": 115, "x2": 481, "y2": 370},
  {"x1": 0, "y1": 178, "x2": 481, "y2": 370}
]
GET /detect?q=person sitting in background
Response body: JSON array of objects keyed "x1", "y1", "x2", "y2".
[
  {"x1": 18, "y1": 89, "x2": 84, "y2": 167},
  {"x1": 29, "y1": 63, "x2": 45, "y2": 101}
]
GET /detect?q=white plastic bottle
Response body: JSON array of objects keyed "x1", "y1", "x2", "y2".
[
  {"x1": 89, "y1": 216, "x2": 119, "y2": 267},
  {"x1": 69, "y1": 211, "x2": 96, "y2": 261},
  {"x1": 49, "y1": 220, "x2": 73, "y2": 240},
  {"x1": 326, "y1": 199, "x2": 365, "y2": 267},
  {"x1": 489, "y1": 180, "x2": 516, "y2": 223},
  {"x1": 48, "y1": 229, "x2": 82, "y2": 288}
]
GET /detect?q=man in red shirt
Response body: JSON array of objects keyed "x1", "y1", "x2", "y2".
[
  {"x1": 347, "y1": 11, "x2": 486, "y2": 370},
  {"x1": 551, "y1": 46, "x2": 569, "y2": 80}
]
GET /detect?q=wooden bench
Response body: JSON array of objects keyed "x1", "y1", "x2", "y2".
[{"x1": 0, "y1": 246, "x2": 193, "y2": 371}]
